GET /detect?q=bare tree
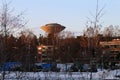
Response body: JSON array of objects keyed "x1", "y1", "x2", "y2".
[
  {"x1": 83, "y1": 0, "x2": 105, "y2": 58},
  {"x1": 83, "y1": 0, "x2": 106, "y2": 79},
  {"x1": 103, "y1": 25, "x2": 114, "y2": 37},
  {"x1": 0, "y1": 2, "x2": 26, "y2": 36},
  {"x1": 85, "y1": 0, "x2": 105, "y2": 37},
  {"x1": 58, "y1": 31, "x2": 75, "y2": 39},
  {"x1": 0, "y1": 1, "x2": 26, "y2": 80},
  {"x1": 103, "y1": 25, "x2": 120, "y2": 37},
  {"x1": 83, "y1": 0, "x2": 105, "y2": 61}
]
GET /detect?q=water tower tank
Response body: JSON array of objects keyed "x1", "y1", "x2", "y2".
[{"x1": 41, "y1": 23, "x2": 65, "y2": 34}]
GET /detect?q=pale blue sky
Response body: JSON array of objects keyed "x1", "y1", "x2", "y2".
[{"x1": 1, "y1": 0, "x2": 120, "y2": 36}]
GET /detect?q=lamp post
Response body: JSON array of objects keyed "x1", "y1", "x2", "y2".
[{"x1": 37, "y1": 46, "x2": 42, "y2": 62}]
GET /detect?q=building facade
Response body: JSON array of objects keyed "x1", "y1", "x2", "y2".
[
  {"x1": 37, "y1": 45, "x2": 55, "y2": 63},
  {"x1": 100, "y1": 39, "x2": 120, "y2": 65}
]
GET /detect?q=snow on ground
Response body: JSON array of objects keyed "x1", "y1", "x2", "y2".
[{"x1": 0, "y1": 69, "x2": 120, "y2": 80}]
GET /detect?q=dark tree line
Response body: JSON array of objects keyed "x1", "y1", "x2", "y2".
[
  {"x1": 37, "y1": 28, "x2": 120, "y2": 64},
  {"x1": 0, "y1": 32, "x2": 38, "y2": 64}
]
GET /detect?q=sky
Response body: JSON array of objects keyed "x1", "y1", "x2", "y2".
[{"x1": 0, "y1": 0, "x2": 120, "y2": 36}]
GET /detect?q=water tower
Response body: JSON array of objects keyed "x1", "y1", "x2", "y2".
[
  {"x1": 39, "y1": 23, "x2": 65, "y2": 62},
  {"x1": 41, "y1": 23, "x2": 65, "y2": 34},
  {"x1": 41, "y1": 23, "x2": 65, "y2": 45}
]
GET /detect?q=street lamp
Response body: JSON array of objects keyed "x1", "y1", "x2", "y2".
[
  {"x1": 37, "y1": 46, "x2": 42, "y2": 54},
  {"x1": 37, "y1": 46, "x2": 43, "y2": 62}
]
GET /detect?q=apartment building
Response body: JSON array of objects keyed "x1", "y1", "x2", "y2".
[
  {"x1": 100, "y1": 39, "x2": 120, "y2": 65},
  {"x1": 37, "y1": 45, "x2": 54, "y2": 62}
]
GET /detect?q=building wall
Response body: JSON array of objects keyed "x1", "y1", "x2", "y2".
[
  {"x1": 100, "y1": 39, "x2": 120, "y2": 64},
  {"x1": 37, "y1": 45, "x2": 54, "y2": 63}
]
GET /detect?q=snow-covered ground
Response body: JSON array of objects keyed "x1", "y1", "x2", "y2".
[{"x1": 0, "y1": 69, "x2": 120, "y2": 80}]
